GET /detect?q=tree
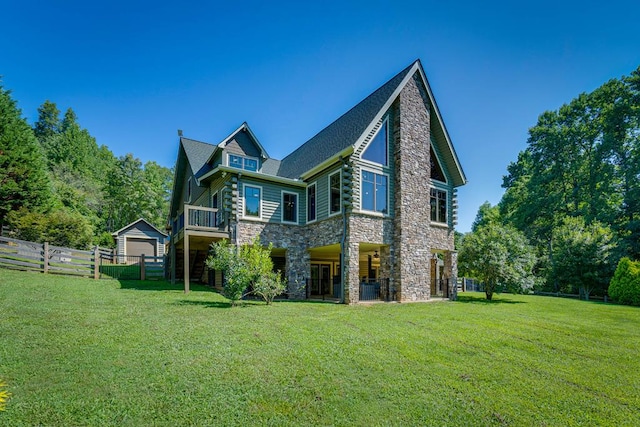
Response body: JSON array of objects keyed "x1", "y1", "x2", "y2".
[
  {"x1": 471, "y1": 201, "x2": 501, "y2": 232},
  {"x1": 551, "y1": 217, "x2": 614, "y2": 299},
  {"x1": 458, "y1": 222, "x2": 536, "y2": 300},
  {"x1": 0, "y1": 83, "x2": 52, "y2": 226},
  {"x1": 206, "y1": 238, "x2": 286, "y2": 305},
  {"x1": 608, "y1": 257, "x2": 640, "y2": 306},
  {"x1": 6, "y1": 208, "x2": 94, "y2": 249}
]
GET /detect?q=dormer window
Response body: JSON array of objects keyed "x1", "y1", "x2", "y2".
[
  {"x1": 362, "y1": 119, "x2": 388, "y2": 166},
  {"x1": 229, "y1": 154, "x2": 258, "y2": 172}
]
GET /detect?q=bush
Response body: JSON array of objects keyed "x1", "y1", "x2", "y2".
[
  {"x1": 609, "y1": 258, "x2": 640, "y2": 306},
  {"x1": 6, "y1": 208, "x2": 94, "y2": 249}
]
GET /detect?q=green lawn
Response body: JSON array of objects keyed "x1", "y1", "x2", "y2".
[{"x1": 0, "y1": 269, "x2": 639, "y2": 426}]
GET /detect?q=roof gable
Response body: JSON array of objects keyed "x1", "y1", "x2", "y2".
[
  {"x1": 277, "y1": 62, "x2": 415, "y2": 179},
  {"x1": 112, "y1": 218, "x2": 168, "y2": 237}
]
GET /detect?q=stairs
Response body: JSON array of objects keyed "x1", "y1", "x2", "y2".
[{"x1": 174, "y1": 249, "x2": 209, "y2": 283}]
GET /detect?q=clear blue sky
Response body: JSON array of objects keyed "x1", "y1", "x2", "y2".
[{"x1": 2, "y1": 0, "x2": 639, "y2": 232}]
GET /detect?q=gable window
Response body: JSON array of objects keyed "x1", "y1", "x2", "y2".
[
  {"x1": 229, "y1": 154, "x2": 258, "y2": 172},
  {"x1": 361, "y1": 170, "x2": 388, "y2": 214},
  {"x1": 212, "y1": 192, "x2": 220, "y2": 226},
  {"x1": 430, "y1": 147, "x2": 446, "y2": 182},
  {"x1": 307, "y1": 183, "x2": 316, "y2": 222},
  {"x1": 244, "y1": 185, "x2": 261, "y2": 218},
  {"x1": 430, "y1": 188, "x2": 447, "y2": 224},
  {"x1": 187, "y1": 177, "x2": 192, "y2": 203},
  {"x1": 329, "y1": 171, "x2": 341, "y2": 215},
  {"x1": 282, "y1": 191, "x2": 298, "y2": 224},
  {"x1": 362, "y1": 119, "x2": 388, "y2": 166}
]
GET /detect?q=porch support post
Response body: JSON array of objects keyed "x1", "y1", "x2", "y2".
[
  {"x1": 184, "y1": 231, "x2": 190, "y2": 293},
  {"x1": 445, "y1": 250, "x2": 458, "y2": 301},
  {"x1": 170, "y1": 240, "x2": 176, "y2": 284},
  {"x1": 343, "y1": 239, "x2": 360, "y2": 304}
]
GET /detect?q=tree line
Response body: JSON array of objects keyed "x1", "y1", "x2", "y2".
[
  {"x1": 1, "y1": 83, "x2": 173, "y2": 249},
  {"x1": 459, "y1": 65, "x2": 640, "y2": 302}
]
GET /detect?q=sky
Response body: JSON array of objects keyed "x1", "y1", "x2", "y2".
[{"x1": 2, "y1": 0, "x2": 639, "y2": 232}]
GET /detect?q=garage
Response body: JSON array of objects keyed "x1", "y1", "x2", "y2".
[{"x1": 126, "y1": 237, "x2": 157, "y2": 257}]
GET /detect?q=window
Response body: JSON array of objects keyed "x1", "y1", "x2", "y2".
[
  {"x1": 307, "y1": 183, "x2": 316, "y2": 222},
  {"x1": 282, "y1": 191, "x2": 298, "y2": 223},
  {"x1": 329, "y1": 171, "x2": 341, "y2": 215},
  {"x1": 244, "y1": 185, "x2": 261, "y2": 218},
  {"x1": 361, "y1": 170, "x2": 388, "y2": 214},
  {"x1": 430, "y1": 147, "x2": 446, "y2": 182},
  {"x1": 229, "y1": 154, "x2": 258, "y2": 172},
  {"x1": 187, "y1": 177, "x2": 192, "y2": 202},
  {"x1": 362, "y1": 120, "x2": 388, "y2": 166},
  {"x1": 430, "y1": 188, "x2": 447, "y2": 223}
]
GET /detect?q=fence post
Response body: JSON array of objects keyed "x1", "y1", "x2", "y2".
[
  {"x1": 43, "y1": 242, "x2": 49, "y2": 274},
  {"x1": 93, "y1": 246, "x2": 99, "y2": 280},
  {"x1": 140, "y1": 254, "x2": 146, "y2": 281}
]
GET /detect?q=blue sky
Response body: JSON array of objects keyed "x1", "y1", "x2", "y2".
[{"x1": 2, "y1": 0, "x2": 639, "y2": 232}]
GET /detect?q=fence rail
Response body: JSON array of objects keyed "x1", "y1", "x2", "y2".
[{"x1": 0, "y1": 235, "x2": 165, "y2": 280}]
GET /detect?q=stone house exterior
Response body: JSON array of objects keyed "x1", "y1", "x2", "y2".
[{"x1": 167, "y1": 59, "x2": 467, "y2": 303}]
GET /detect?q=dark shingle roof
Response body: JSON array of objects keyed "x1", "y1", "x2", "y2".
[
  {"x1": 181, "y1": 137, "x2": 216, "y2": 178},
  {"x1": 277, "y1": 61, "x2": 417, "y2": 178}
]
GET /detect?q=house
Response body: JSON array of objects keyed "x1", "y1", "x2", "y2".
[
  {"x1": 112, "y1": 218, "x2": 168, "y2": 262},
  {"x1": 167, "y1": 59, "x2": 467, "y2": 303}
]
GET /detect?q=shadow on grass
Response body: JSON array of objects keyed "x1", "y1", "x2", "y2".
[
  {"x1": 177, "y1": 300, "x2": 233, "y2": 309},
  {"x1": 117, "y1": 280, "x2": 214, "y2": 292},
  {"x1": 456, "y1": 294, "x2": 526, "y2": 304}
]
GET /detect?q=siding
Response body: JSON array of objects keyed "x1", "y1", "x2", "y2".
[
  {"x1": 239, "y1": 177, "x2": 305, "y2": 225},
  {"x1": 116, "y1": 221, "x2": 166, "y2": 257},
  {"x1": 304, "y1": 164, "x2": 343, "y2": 223}
]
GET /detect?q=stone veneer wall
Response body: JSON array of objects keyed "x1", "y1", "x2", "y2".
[
  {"x1": 236, "y1": 217, "x2": 344, "y2": 300},
  {"x1": 392, "y1": 74, "x2": 433, "y2": 301}
]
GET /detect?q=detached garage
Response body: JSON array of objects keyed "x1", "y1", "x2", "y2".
[{"x1": 112, "y1": 219, "x2": 168, "y2": 262}]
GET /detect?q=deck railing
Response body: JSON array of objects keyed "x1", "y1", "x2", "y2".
[{"x1": 174, "y1": 204, "x2": 226, "y2": 234}]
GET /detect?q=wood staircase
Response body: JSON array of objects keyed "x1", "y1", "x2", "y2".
[{"x1": 174, "y1": 249, "x2": 209, "y2": 283}]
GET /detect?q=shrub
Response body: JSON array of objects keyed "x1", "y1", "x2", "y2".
[
  {"x1": 0, "y1": 379, "x2": 10, "y2": 411},
  {"x1": 609, "y1": 257, "x2": 640, "y2": 306}
]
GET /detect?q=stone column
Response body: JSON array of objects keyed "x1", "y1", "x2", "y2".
[
  {"x1": 393, "y1": 72, "x2": 432, "y2": 301},
  {"x1": 343, "y1": 240, "x2": 360, "y2": 304},
  {"x1": 286, "y1": 246, "x2": 309, "y2": 300}
]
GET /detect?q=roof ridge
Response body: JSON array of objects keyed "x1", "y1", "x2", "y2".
[{"x1": 277, "y1": 60, "x2": 418, "y2": 178}]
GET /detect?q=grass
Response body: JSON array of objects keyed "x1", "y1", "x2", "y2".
[{"x1": 0, "y1": 269, "x2": 639, "y2": 426}]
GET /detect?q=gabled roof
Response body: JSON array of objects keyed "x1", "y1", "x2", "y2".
[
  {"x1": 277, "y1": 62, "x2": 415, "y2": 179},
  {"x1": 213, "y1": 122, "x2": 269, "y2": 160},
  {"x1": 277, "y1": 59, "x2": 467, "y2": 187},
  {"x1": 111, "y1": 218, "x2": 168, "y2": 238}
]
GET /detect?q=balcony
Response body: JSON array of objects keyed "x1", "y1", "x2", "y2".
[{"x1": 173, "y1": 204, "x2": 228, "y2": 243}]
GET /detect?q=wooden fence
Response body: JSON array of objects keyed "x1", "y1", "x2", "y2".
[{"x1": 0, "y1": 235, "x2": 164, "y2": 280}]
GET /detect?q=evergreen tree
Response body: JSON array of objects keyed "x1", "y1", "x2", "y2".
[{"x1": 0, "y1": 83, "x2": 52, "y2": 226}]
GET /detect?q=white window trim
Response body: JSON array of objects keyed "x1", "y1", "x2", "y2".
[
  {"x1": 430, "y1": 187, "x2": 449, "y2": 225},
  {"x1": 281, "y1": 190, "x2": 299, "y2": 225},
  {"x1": 360, "y1": 117, "x2": 389, "y2": 167},
  {"x1": 307, "y1": 181, "x2": 317, "y2": 224},
  {"x1": 242, "y1": 184, "x2": 263, "y2": 221},
  {"x1": 227, "y1": 153, "x2": 260, "y2": 172},
  {"x1": 328, "y1": 170, "x2": 342, "y2": 217},
  {"x1": 359, "y1": 167, "x2": 389, "y2": 216}
]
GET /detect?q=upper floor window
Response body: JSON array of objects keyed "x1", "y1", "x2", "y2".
[
  {"x1": 229, "y1": 154, "x2": 258, "y2": 172},
  {"x1": 430, "y1": 188, "x2": 447, "y2": 224},
  {"x1": 430, "y1": 147, "x2": 446, "y2": 182},
  {"x1": 307, "y1": 183, "x2": 316, "y2": 222},
  {"x1": 244, "y1": 185, "x2": 261, "y2": 218},
  {"x1": 329, "y1": 171, "x2": 341, "y2": 215},
  {"x1": 282, "y1": 191, "x2": 298, "y2": 224},
  {"x1": 361, "y1": 170, "x2": 388, "y2": 214},
  {"x1": 362, "y1": 119, "x2": 388, "y2": 166}
]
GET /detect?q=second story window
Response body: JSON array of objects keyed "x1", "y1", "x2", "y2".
[
  {"x1": 307, "y1": 183, "x2": 316, "y2": 222},
  {"x1": 329, "y1": 171, "x2": 341, "y2": 215},
  {"x1": 361, "y1": 170, "x2": 388, "y2": 214},
  {"x1": 282, "y1": 191, "x2": 298, "y2": 224},
  {"x1": 244, "y1": 185, "x2": 261, "y2": 218},
  {"x1": 229, "y1": 154, "x2": 258, "y2": 172},
  {"x1": 430, "y1": 188, "x2": 447, "y2": 224}
]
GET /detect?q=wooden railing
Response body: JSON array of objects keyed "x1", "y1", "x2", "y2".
[{"x1": 175, "y1": 204, "x2": 227, "y2": 234}]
